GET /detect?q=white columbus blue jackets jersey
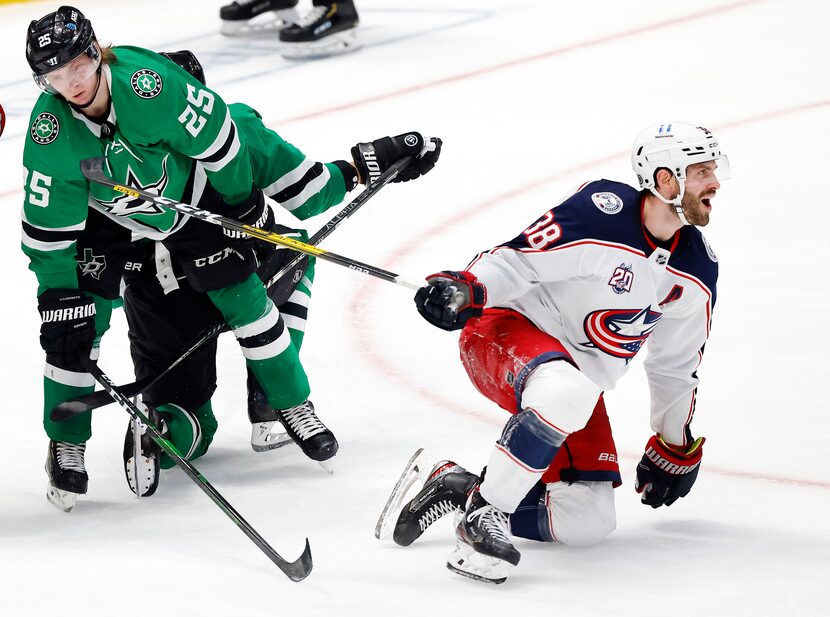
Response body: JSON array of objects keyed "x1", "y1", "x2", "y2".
[{"x1": 466, "y1": 179, "x2": 718, "y2": 445}]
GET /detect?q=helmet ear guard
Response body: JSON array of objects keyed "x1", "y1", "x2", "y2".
[{"x1": 631, "y1": 122, "x2": 730, "y2": 224}]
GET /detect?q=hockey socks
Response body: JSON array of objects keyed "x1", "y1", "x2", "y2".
[
  {"x1": 480, "y1": 408, "x2": 567, "y2": 513},
  {"x1": 209, "y1": 274, "x2": 311, "y2": 410}
]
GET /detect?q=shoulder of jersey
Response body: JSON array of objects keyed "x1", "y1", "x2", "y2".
[
  {"x1": 552, "y1": 179, "x2": 643, "y2": 244},
  {"x1": 569, "y1": 179, "x2": 641, "y2": 216},
  {"x1": 110, "y1": 45, "x2": 180, "y2": 103},
  {"x1": 25, "y1": 93, "x2": 84, "y2": 174},
  {"x1": 676, "y1": 226, "x2": 719, "y2": 293}
]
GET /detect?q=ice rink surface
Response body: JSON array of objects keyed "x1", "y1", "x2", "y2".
[{"x1": 0, "y1": 0, "x2": 828, "y2": 614}]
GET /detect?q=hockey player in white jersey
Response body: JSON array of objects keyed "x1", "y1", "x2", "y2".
[{"x1": 399, "y1": 122, "x2": 728, "y2": 583}]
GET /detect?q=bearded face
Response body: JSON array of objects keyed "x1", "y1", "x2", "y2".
[{"x1": 680, "y1": 161, "x2": 720, "y2": 227}]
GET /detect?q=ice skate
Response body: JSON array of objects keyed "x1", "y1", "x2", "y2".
[
  {"x1": 446, "y1": 489, "x2": 520, "y2": 584},
  {"x1": 393, "y1": 460, "x2": 478, "y2": 546},
  {"x1": 277, "y1": 399, "x2": 338, "y2": 472},
  {"x1": 375, "y1": 448, "x2": 434, "y2": 539},
  {"x1": 123, "y1": 407, "x2": 164, "y2": 497},
  {"x1": 279, "y1": 2, "x2": 362, "y2": 60},
  {"x1": 45, "y1": 440, "x2": 88, "y2": 513},
  {"x1": 220, "y1": 0, "x2": 299, "y2": 36},
  {"x1": 251, "y1": 420, "x2": 293, "y2": 452},
  {"x1": 247, "y1": 369, "x2": 293, "y2": 452}
]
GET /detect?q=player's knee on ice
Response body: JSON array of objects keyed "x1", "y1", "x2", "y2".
[
  {"x1": 157, "y1": 402, "x2": 218, "y2": 470},
  {"x1": 510, "y1": 481, "x2": 616, "y2": 546},
  {"x1": 520, "y1": 360, "x2": 602, "y2": 435}
]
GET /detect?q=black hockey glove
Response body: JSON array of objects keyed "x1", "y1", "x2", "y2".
[
  {"x1": 414, "y1": 271, "x2": 486, "y2": 331},
  {"x1": 38, "y1": 289, "x2": 96, "y2": 357},
  {"x1": 635, "y1": 434, "x2": 705, "y2": 508},
  {"x1": 224, "y1": 188, "x2": 274, "y2": 241},
  {"x1": 351, "y1": 132, "x2": 442, "y2": 185}
]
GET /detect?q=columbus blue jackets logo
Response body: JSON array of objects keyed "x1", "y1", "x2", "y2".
[{"x1": 582, "y1": 306, "x2": 662, "y2": 359}]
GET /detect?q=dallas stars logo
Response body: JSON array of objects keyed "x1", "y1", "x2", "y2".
[
  {"x1": 95, "y1": 155, "x2": 172, "y2": 218},
  {"x1": 130, "y1": 69, "x2": 163, "y2": 99},
  {"x1": 78, "y1": 248, "x2": 107, "y2": 280},
  {"x1": 30, "y1": 112, "x2": 60, "y2": 144}
]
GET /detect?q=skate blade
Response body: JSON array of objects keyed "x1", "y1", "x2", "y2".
[
  {"x1": 46, "y1": 484, "x2": 78, "y2": 513},
  {"x1": 374, "y1": 448, "x2": 435, "y2": 540},
  {"x1": 281, "y1": 31, "x2": 363, "y2": 60},
  {"x1": 251, "y1": 433, "x2": 294, "y2": 452},
  {"x1": 221, "y1": 9, "x2": 298, "y2": 36},
  {"x1": 317, "y1": 458, "x2": 335, "y2": 475},
  {"x1": 446, "y1": 543, "x2": 512, "y2": 585}
]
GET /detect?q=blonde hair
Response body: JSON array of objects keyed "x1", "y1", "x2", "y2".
[{"x1": 100, "y1": 43, "x2": 117, "y2": 65}]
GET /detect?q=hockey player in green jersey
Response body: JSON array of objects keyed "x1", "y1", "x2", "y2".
[{"x1": 22, "y1": 6, "x2": 442, "y2": 511}]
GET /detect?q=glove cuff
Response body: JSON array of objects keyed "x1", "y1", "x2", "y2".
[
  {"x1": 645, "y1": 434, "x2": 704, "y2": 475},
  {"x1": 332, "y1": 159, "x2": 358, "y2": 192}
]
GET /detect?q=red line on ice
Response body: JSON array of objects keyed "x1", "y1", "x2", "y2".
[{"x1": 277, "y1": 0, "x2": 763, "y2": 126}]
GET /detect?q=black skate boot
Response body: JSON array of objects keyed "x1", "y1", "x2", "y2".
[
  {"x1": 393, "y1": 461, "x2": 478, "y2": 547},
  {"x1": 45, "y1": 440, "x2": 88, "y2": 512},
  {"x1": 447, "y1": 488, "x2": 521, "y2": 584},
  {"x1": 278, "y1": 1, "x2": 361, "y2": 60},
  {"x1": 220, "y1": 0, "x2": 299, "y2": 36},
  {"x1": 123, "y1": 407, "x2": 165, "y2": 497},
  {"x1": 277, "y1": 399, "x2": 338, "y2": 472},
  {"x1": 247, "y1": 368, "x2": 292, "y2": 453}
]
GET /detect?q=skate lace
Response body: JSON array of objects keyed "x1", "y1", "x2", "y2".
[
  {"x1": 56, "y1": 442, "x2": 86, "y2": 474},
  {"x1": 296, "y1": 5, "x2": 327, "y2": 27},
  {"x1": 282, "y1": 401, "x2": 326, "y2": 440},
  {"x1": 468, "y1": 505, "x2": 511, "y2": 543},
  {"x1": 418, "y1": 499, "x2": 457, "y2": 532}
]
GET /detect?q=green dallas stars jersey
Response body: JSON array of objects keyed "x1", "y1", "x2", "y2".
[{"x1": 22, "y1": 45, "x2": 350, "y2": 295}]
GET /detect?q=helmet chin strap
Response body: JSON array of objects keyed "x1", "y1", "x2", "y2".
[{"x1": 650, "y1": 181, "x2": 691, "y2": 226}]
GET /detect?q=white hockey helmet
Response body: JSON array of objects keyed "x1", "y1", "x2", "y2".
[{"x1": 631, "y1": 122, "x2": 729, "y2": 224}]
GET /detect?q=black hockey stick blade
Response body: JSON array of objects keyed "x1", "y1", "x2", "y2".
[
  {"x1": 50, "y1": 377, "x2": 149, "y2": 420},
  {"x1": 80, "y1": 356, "x2": 313, "y2": 582}
]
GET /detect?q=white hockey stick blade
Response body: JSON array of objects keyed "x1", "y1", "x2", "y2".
[{"x1": 374, "y1": 448, "x2": 435, "y2": 540}]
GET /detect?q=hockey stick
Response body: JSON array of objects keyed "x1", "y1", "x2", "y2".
[
  {"x1": 79, "y1": 355, "x2": 313, "y2": 582},
  {"x1": 81, "y1": 157, "x2": 421, "y2": 289},
  {"x1": 51, "y1": 157, "x2": 412, "y2": 421}
]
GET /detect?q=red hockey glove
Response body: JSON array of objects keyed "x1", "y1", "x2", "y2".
[
  {"x1": 635, "y1": 434, "x2": 705, "y2": 508},
  {"x1": 414, "y1": 271, "x2": 486, "y2": 331}
]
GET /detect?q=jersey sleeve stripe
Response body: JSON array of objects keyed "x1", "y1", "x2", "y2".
[
  {"x1": 278, "y1": 165, "x2": 331, "y2": 212},
  {"x1": 22, "y1": 221, "x2": 79, "y2": 244},
  {"x1": 199, "y1": 123, "x2": 241, "y2": 173},
  {"x1": 22, "y1": 231, "x2": 75, "y2": 252},
  {"x1": 193, "y1": 110, "x2": 233, "y2": 161},
  {"x1": 21, "y1": 210, "x2": 86, "y2": 232},
  {"x1": 262, "y1": 158, "x2": 316, "y2": 197},
  {"x1": 272, "y1": 162, "x2": 325, "y2": 203}
]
